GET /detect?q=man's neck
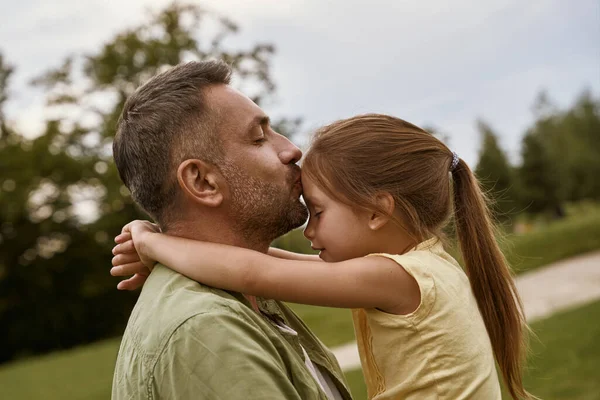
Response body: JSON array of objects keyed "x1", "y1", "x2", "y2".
[
  {"x1": 164, "y1": 218, "x2": 272, "y2": 314},
  {"x1": 164, "y1": 218, "x2": 271, "y2": 254}
]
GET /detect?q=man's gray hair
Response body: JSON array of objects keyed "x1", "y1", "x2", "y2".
[{"x1": 113, "y1": 60, "x2": 232, "y2": 225}]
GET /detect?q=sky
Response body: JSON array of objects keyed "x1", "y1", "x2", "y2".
[{"x1": 1, "y1": 0, "x2": 598, "y2": 166}]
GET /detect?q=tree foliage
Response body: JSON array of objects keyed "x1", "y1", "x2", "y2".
[
  {"x1": 1, "y1": 1, "x2": 598, "y2": 363},
  {"x1": 518, "y1": 90, "x2": 600, "y2": 216},
  {"x1": 474, "y1": 120, "x2": 517, "y2": 222},
  {"x1": 0, "y1": 2, "x2": 295, "y2": 363}
]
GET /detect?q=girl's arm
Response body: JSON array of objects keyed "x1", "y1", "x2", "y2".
[
  {"x1": 268, "y1": 247, "x2": 322, "y2": 262},
  {"x1": 120, "y1": 230, "x2": 418, "y2": 312}
]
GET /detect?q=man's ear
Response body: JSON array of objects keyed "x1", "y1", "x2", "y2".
[
  {"x1": 177, "y1": 159, "x2": 224, "y2": 208},
  {"x1": 368, "y1": 192, "x2": 395, "y2": 231}
]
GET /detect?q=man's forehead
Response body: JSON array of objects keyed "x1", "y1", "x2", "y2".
[{"x1": 205, "y1": 84, "x2": 263, "y2": 122}]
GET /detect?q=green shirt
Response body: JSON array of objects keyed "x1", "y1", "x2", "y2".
[{"x1": 112, "y1": 264, "x2": 353, "y2": 399}]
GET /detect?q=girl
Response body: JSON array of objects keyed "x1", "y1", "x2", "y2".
[{"x1": 112, "y1": 114, "x2": 531, "y2": 399}]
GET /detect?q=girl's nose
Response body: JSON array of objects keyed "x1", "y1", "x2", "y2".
[{"x1": 303, "y1": 223, "x2": 314, "y2": 241}]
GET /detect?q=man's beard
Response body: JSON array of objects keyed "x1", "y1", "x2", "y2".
[{"x1": 220, "y1": 162, "x2": 308, "y2": 248}]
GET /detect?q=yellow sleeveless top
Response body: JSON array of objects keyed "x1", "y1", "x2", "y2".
[{"x1": 353, "y1": 237, "x2": 501, "y2": 399}]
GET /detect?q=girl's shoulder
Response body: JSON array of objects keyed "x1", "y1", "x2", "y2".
[
  {"x1": 365, "y1": 239, "x2": 468, "y2": 320},
  {"x1": 364, "y1": 251, "x2": 436, "y2": 321},
  {"x1": 368, "y1": 237, "x2": 453, "y2": 269}
]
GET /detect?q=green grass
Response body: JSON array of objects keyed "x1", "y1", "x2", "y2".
[
  {"x1": 518, "y1": 300, "x2": 600, "y2": 399},
  {"x1": 344, "y1": 368, "x2": 368, "y2": 399},
  {"x1": 0, "y1": 338, "x2": 118, "y2": 400},
  {"x1": 288, "y1": 304, "x2": 356, "y2": 347},
  {"x1": 504, "y1": 210, "x2": 600, "y2": 274},
  {"x1": 343, "y1": 299, "x2": 600, "y2": 400}
]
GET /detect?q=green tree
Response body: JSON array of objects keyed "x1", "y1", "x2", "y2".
[
  {"x1": 518, "y1": 129, "x2": 562, "y2": 215},
  {"x1": 556, "y1": 90, "x2": 600, "y2": 201},
  {"x1": 474, "y1": 120, "x2": 517, "y2": 223},
  {"x1": 0, "y1": 2, "x2": 298, "y2": 363},
  {"x1": 0, "y1": 54, "x2": 11, "y2": 116},
  {"x1": 517, "y1": 92, "x2": 565, "y2": 217},
  {"x1": 518, "y1": 89, "x2": 600, "y2": 217},
  {"x1": 1, "y1": 51, "x2": 112, "y2": 360}
]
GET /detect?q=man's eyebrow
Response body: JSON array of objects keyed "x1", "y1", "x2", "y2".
[{"x1": 247, "y1": 115, "x2": 270, "y2": 132}]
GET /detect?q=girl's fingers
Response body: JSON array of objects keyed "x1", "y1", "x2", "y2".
[
  {"x1": 112, "y1": 240, "x2": 136, "y2": 255},
  {"x1": 115, "y1": 232, "x2": 132, "y2": 244},
  {"x1": 117, "y1": 273, "x2": 148, "y2": 291},
  {"x1": 111, "y1": 261, "x2": 148, "y2": 277},
  {"x1": 112, "y1": 253, "x2": 141, "y2": 267}
]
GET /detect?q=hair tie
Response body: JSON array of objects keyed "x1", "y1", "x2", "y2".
[{"x1": 450, "y1": 152, "x2": 459, "y2": 171}]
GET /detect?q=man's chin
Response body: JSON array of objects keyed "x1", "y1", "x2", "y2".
[
  {"x1": 272, "y1": 201, "x2": 308, "y2": 238},
  {"x1": 289, "y1": 201, "x2": 309, "y2": 229}
]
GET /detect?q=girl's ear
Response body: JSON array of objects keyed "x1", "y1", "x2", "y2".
[
  {"x1": 177, "y1": 159, "x2": 225, "y2": 208},
  {"x1": 368, "y1": 193, "x2": 395, "y2": 230}
]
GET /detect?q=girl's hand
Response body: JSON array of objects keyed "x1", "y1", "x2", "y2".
[{"x1": 110, "y1": 220, "x2": 160, "y2": 290}]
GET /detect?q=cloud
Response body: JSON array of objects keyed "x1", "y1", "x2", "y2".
[{"x1": 1, "y1": 0, "x2": 598, "y2": 165}]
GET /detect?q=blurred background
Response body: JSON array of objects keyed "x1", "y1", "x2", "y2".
[{"x1": 0, "y1": 1, "x2": 598, "y2": 399}]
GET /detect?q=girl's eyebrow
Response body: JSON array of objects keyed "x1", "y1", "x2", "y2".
[{"x1": 303, "y1": 195, "x2": 322, "y2": 209}]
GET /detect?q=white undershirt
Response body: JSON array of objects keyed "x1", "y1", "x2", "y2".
[{"x1": 274, "y1": 321, "x2": 344, "y2": 400}]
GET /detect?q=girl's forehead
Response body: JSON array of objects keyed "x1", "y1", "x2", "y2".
[
  {"x1": 300, "y1": 175, "x2": 318, "y2": 201},
  {"x1": 301, "y1": 173, "x2": 332, "y2": 205}
]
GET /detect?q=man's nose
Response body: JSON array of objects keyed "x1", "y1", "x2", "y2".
[{"x1": 278, "y1": 136, "x2": 303, "y2": 165}]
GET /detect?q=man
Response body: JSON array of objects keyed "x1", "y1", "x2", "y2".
[{"x1": 110, "y1": 60, "x2": 352, "y2": 399}]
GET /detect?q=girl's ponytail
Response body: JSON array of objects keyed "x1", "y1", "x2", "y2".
[{"x1": 452, "y1": 156, "x2": 531, "y2": 400}]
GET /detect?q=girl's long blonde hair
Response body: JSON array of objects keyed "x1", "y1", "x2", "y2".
[{"x1": 303, "y1": 114, "x2": 530, "y2": 399}]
